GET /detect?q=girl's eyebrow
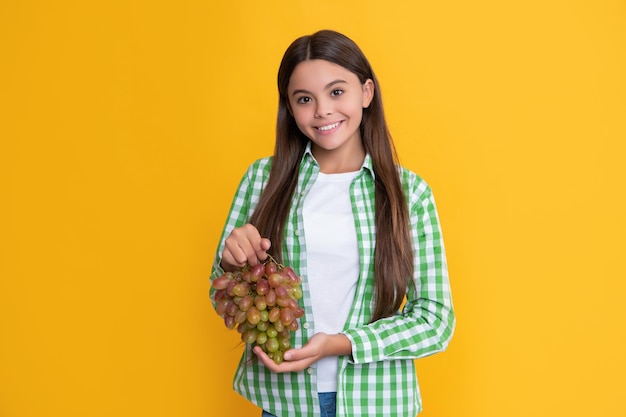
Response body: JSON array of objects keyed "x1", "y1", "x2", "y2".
[{"x1": 291, "y1": 79, "x2": 347, "y2": 97}]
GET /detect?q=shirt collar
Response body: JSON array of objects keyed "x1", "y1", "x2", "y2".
[{"x1": 302, "y1": 141, "x2": 376, "y2": 180}]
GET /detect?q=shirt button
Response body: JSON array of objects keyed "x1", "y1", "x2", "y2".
[
  {"x1": 294, "y1": 229, "x2": 300, "y2": 236},
  {"x1": 303, "y1": 322, "x2": 310, "y2": 329},
  {"x1": 307, "y1": 367, "x2": 313, "y2": 375}
]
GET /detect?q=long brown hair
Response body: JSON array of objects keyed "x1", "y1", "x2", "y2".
[{"x1": 249, "y1": 30, "x2": 413, "y2": 322}]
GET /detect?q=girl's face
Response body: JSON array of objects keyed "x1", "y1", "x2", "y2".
[{"x1": 287, "y1": 59, "x2": 374, "y2": 172}]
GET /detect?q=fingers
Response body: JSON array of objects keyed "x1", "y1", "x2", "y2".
[
  {"x1": 252, "y1": 333, "x2": 344, "y2": 373},
  {"x1": 222, "y1": 224, "x2": 271, "y2": 271},
  {"x1": 260, "y1": 237, "x2": 271, "y2": 252},
  {"x1": 253, "y1": 346, "x2": 310, "y2": 373}
]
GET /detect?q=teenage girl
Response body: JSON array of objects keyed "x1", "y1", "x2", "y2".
[{"x1": 210, "y1": 29, "x2": 455, "y2": 417}]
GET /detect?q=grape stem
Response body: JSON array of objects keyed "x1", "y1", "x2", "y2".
[{"x1": 265, "y1": 254, "x2": 283, "y2": 270}]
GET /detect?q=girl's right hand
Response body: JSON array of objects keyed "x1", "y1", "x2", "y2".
[{"x1": 221, "y1": 223, "x2": 271, "y2": 272}]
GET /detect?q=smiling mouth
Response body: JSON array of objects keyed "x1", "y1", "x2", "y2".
[{"x1": 316, "y1": 121, "x2": 341, "y2": 131}]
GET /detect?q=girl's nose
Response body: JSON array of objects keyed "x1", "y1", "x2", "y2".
[{"x1": 314, "y1": 100, "x2": 332, "y2": 118}]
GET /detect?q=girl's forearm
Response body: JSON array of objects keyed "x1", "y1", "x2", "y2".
[{"x1": 325, "y1": 333, "x2": 352, "y2": 357}]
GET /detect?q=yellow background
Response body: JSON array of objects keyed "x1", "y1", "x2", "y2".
[{"x1": 1, "y1": 1, "x2": 625, "y2": 416}]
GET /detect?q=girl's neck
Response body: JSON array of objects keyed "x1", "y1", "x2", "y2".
[{"x1": 311, "y1": 142, "x2": 365, "y2": 174}]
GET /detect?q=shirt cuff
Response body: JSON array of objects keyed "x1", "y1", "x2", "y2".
[{"x1": 341, "y1": 328, "x2": 385, "y2": 364}]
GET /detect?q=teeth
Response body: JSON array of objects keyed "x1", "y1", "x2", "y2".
[{"x1": 318, "y1": 122, "x2": 340, "y2": 131}]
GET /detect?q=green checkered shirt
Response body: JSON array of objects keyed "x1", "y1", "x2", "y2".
[{"x1": 210, "y1": 144, "x2": 455, "y2": 417}]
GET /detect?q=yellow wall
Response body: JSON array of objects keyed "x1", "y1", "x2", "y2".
[{"x1": 1, "y1": 1, "x2": 625, "y2": 416}]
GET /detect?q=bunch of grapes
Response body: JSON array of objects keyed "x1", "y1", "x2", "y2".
[{"x1": 212, "y1": 256, "x2": 304, "y2": 364}]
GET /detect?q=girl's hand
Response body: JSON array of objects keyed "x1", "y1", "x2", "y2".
[
  {"x1": 253, "y1": 333, "x2": 352, "y2": 373},
  {"x1": 221, "y1": 224, "x2": 271, "y2": 271}
]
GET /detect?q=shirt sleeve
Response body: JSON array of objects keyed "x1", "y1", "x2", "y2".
[
  {"x1": 342, "y1": 183, "x2": 456, "y2": 364},
  {"x1": 209, "y1": 160, "x2": 267, "y2": 308}
]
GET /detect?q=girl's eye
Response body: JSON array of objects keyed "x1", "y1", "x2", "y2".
[
  {"x1": 297, "y1": 96, "x2": 311, "y2": 104},
  {"x1": 331, "y1": 89, "x2": 343, "y2": 97}
]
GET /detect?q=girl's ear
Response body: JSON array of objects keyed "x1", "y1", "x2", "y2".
[{"x1": 362, "y1": 79, "x2": 375, "y2": 109}]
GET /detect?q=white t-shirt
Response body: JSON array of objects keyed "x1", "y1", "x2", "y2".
[{"x1": 302, "y1": 170, "x2": 360, "y2": 393}]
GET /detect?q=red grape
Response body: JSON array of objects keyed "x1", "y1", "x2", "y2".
[
  {"x1": 224, "y1": 316, "x2": 235, "y2": 329},
  {"x1": 238, "y1": 295, "x2": 253, "y2": 312},
  {"x1": 247, "y1": 306, "x2": 261, "y2": 325},
  {"x1": 268, "y1": 273, "x2": 283, "y2": 288},
  {"x1": 254, "y1": 295, "x2": 267, "y2": 311},
  {"x1": 280, "y1": 308, "x2": 294, "y2": 326},
  {"x1": 212, "y1": 256, "x2": 303, "y2": 364},
  {"x1": 275, "y1": 285, "x2": 289, "y2": 299},
  {"x1": 256, "y1": 279, "x2": 269, "y2": 296},
  {"x1": 250, "y1": 263, "x2": 265, "y2": 282},
  {"x1": 212, "y1": 273, "x2": 232, "y2": 290},
  {"x1": 265, "y1": 262, "x2": 278, "y2": 276},
  {"x1": 265, "y1": 289, "x2": 277, "y2": 307},
  {"x1": 232, "y1": 282, "x2": 250, "y2": 297},
  {"x1": 268, "y1": 306, "x2": 280, "y2": 323}
]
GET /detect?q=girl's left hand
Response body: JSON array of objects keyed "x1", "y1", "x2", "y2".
[{"x1": 253, "y1": 332, "x2": 351, "y2": 373}]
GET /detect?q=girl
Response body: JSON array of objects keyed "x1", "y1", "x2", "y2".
[{"x1": 210, "y1": 29, "x2": 455, "y2": 417}]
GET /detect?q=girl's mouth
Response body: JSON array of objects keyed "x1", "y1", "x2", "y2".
[{"x1": 316, "y1": 121, "x2": 342, "y2": 133}]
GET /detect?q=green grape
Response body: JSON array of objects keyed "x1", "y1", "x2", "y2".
[
  {"x1": 241, "y1": 329, "x2": 258, "y2": 345},
  {"x1": 265, "y1": 337, "x2": 279, "y2": 353},
  {"x1": 266, "y1": 325, "x2": 278, "y2": 339},
  {"x1": 256, "y1": 331, "x2": 268, "y2": 345},
  {"x1": 273, "y1": 320, "x2": 285, "y2": 332},
  {"x1": 259, "y1": 309, "x2": 269, "y2": 323},
  {"x1": 278, "y1": 336, "x2": 291, "y2": 351},
  {"x1": 290, "y1": 286, "x2": 303, "y2": 300},
  {"x1": 257, "y1": 320, "x2": 269, "y2": 332},
  {"x1": 273, "y1": 350, "x2": 284, "y2": 365}
]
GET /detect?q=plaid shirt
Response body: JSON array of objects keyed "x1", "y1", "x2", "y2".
[{"x1": 210, "y1": 144, "x2": 455, "y2": 417}]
